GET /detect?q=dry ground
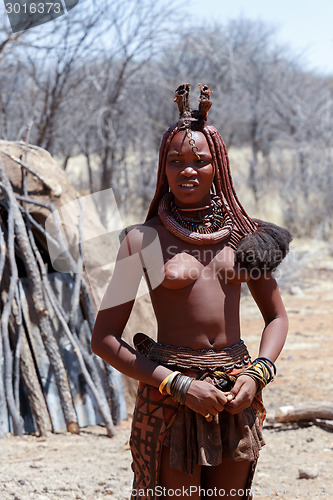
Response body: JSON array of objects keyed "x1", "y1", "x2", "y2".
[{"x1": 1, "y1": 244, "x2": 333, "y2": 500}]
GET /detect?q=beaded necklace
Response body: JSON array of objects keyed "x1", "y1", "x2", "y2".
[
  {"x1": 158, "y1": 193, "x2": 233, "y2": 245},
  {"x1": 171, "y1": 198, "x2": 226, "y2": 234}
]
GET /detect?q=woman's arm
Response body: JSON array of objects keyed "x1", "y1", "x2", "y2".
[
  {"x1": 93, "y1": 303, "x2": 230, "y2": 418},
  {"x1": 91, "y1": 226, "x2": 230, "y2": 418},
  {"x1": 91, "y1": 226, "x2": 173, "y2": 388},
  {"x1": 226, "y1": 273, "x2": 288, "y2": 413},
  {"x1": 92, "y1": 303, "x2": 173, "y2": 387},
  {"x1": 247, "y1": 272, "x2": 289, "y2": 361}
]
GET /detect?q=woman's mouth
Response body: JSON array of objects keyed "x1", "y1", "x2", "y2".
[{"x1": 179, "y1": 183, "x2": 198, "y2": 188}]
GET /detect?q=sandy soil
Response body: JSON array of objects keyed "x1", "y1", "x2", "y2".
[{"x1": 1, "y1": 248, "x2": 333, "y2": 500}]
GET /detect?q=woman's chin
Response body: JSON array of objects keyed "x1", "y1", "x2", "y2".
[{"x1": 172, "y1": 191, "x2": 211, "y2": 208}]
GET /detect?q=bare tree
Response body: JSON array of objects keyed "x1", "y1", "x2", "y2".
[{"x1": 1, "y1": 11, "x2": 332, "y2": 237}]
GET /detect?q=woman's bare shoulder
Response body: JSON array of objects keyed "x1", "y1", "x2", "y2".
[
  {"x1": 120, "y1": 217, "x2": 163, "y2": 255},
  {"x1": 142, "y1": 215, "x2": 164, "y2": 230}
]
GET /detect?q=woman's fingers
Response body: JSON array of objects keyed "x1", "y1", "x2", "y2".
[
  {"x1": 225, "y1": 376, "x2": 257, "y2": 414},
  {"x1": 185, "y1": 379, "x2": 233, "y2": 417},
  {"x1": 199, "y1": 388, "x2": 228, "y2": 419},
  {"x1": 215, "y1": 388, "x2": 228, "y2": 406},
  {"x1": 212, "y1": 397, "x2": 226, "y2": 413},
  {"x1": 203, "y1": 412, "x2": 214, "y2": 422},
  {"x1": 185, "y1": 376, "x2": 258, "y2": 417},
  {"x1": 225, "y1": 377, "x2": 244, "y2": 400}
]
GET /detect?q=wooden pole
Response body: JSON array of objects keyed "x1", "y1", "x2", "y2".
[{"x1": 0, "y1": 160, "x2": 79, "y2": 434}]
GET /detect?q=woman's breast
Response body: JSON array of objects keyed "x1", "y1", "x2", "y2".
[
  {"x1": 160, "y1": 247, "x2": 238, "y2": 289},
  {"x1": 161, "y1": 254, "x2": 203, "y2": 289}
]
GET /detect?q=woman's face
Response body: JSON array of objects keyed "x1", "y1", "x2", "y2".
[{"x1": 165, "y1": 130, "x2": 214, "y2": 208}]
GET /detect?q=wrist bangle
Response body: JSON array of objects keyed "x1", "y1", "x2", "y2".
[
  {"x1": 165, "y1": 371, "x2": 181, "y2": 395},
  {"x1": 158, "y1": 371, "x2": 180, "y2": 394},
  {"x1": 256, "y1": 356, "x2": 277, "y2": 376},
  {"x1": 170, "y1": 373, "x2": 194, "y2": 404},
  {"x1": 240, "y1": 357, "x2": 276, "y2": 393}
]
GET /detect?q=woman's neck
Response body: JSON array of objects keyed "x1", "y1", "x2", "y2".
[
  {"x1": 176, "y1": 204, "x2": 213, "y2": 222},
  {"x1": 172, "y1": 195, "x2": 214, "y2": 221}
]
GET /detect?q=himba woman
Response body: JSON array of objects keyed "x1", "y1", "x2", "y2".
[{"x1": 91, "y1": 83, "x2": 292, "y2": 500}]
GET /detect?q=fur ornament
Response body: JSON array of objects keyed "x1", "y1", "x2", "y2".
[{"x1": 235, "y1": 219, "x2": 292, "y2": 274}]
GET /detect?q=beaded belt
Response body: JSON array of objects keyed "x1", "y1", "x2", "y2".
[{"x1": 146, "y1": 339, "x2": 251, "y2": 371}]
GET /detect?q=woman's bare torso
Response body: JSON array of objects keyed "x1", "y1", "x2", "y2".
[{"x1": 143, "y1": 217, "x2": 247, "y2": 350}]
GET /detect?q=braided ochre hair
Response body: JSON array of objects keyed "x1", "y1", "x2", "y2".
[{"x1": 146, "y1": 83, "x2": 257, "y2": 236}]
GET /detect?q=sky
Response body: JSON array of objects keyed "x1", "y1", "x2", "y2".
[
  {"x1": 189, "y1": 0, "x2": 333, "y2": 75},
  {"x1": 1, "y1": 0, "x2": 332, "y2": 74}
]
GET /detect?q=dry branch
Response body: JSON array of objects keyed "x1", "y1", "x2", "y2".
[
  {"x1": 0, "y1": 196, "x2": 24, "y2": 435},
  {"x1": 0, "y1": 159, "x2": 78, "y2": 434},
  {"x1": 33, "y1": 243, "x2": 115, "y2": 437},
  {"x1": 271, "y1": 402, "x2": 333, "y2": 424},
  {"x1": 14, "y1": 285, "x2": 52, "y2": 436},
  {"x1": 315, "y1": 419, "x2": 333, "y2": 431},
  {"x1": 0, "y1": 142, "x2": 126, "y2": 438},
  {"x1": 1, "y1": 152, "x2": 62, "y2": 196}
]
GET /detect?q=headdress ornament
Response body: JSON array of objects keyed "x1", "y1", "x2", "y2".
[
  {"x1": 174, "y1": 83, "x2": 212, "y2": 128},
  {"x1": 174, "y1": 83, "x2": 213, "y2": 159}
]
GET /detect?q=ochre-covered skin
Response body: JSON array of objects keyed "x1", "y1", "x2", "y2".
[
  {"x1": 91, "y1": 128, "x2": 289, "y2": 500},
  {"x1": 144, "y1": 215, "x2": 243, "y2": 349}
]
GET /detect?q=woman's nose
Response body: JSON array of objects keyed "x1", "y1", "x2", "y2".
[{"x1": 182, "y1": 165, "x2": 196, "y2": 176}]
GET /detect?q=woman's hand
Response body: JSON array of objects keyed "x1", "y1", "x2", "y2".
[
  {"x1": 224, "y1": 375, "x2": 258, "y2": 414},
  {"x1": 184, "y1": 379, "x2": 228, "y2": 421}
]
